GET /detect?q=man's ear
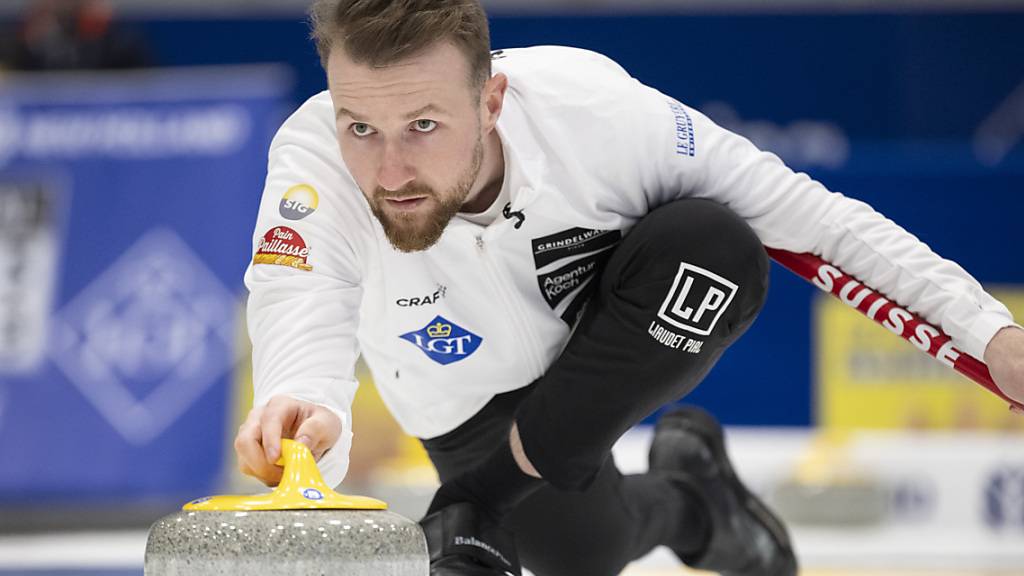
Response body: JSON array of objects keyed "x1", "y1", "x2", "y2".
[{"x1": 481, "y1": 73, "x2": 508, "y2": 132}]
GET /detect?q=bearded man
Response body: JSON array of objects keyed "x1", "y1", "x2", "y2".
[{"x1": 234, "y1": 2, "x2": 1024, "y2": 575}]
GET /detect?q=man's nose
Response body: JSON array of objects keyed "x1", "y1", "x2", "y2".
[{"x1": 376, "y1": 141, "x2": 414, "y2": 192}]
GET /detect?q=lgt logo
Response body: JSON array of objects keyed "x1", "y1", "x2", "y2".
[{"x1": 399, "y1": 315, "x2": 482, "y2": 366}]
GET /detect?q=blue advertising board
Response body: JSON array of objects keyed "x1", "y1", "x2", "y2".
[{"x1": 0, "y1": 66, "x2": 291, "y2": 503}]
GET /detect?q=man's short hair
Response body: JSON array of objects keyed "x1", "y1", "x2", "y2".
[{"x1": 309, "y1": 0, "x2": 493, "y2": 90}]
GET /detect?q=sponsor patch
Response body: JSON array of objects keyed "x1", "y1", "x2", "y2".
[
  {"x1": 657, "y1": 262, "x2": 737, "y2": 336},
  {"x1": 668, "y1": 99, "x2": 696, "y2": 157},
  {"x1": 302, "y1": 488, "x2": 324, "y2": 501},
  {"x1": 400, "y1": 315, "x2": 482, "y2": 366},
  {"x1": 537, "y1": 258, "x2": 599, "y2": 310},
  {"x1": 253, "y1": 226, "x2": 313, "y2": 271},
  {"x1": 530, "y1": 227, "x2": 621, "y2": 327},
  {"x1": 279, "y1": 184, "x2": 319, "y2": 221},
  {"x1": 647, "y1": 320, "x2": 705, "y2": 354},
  {"x1": 532, "y1": 227, "x2": 621, "y2": 269},
  {"x1": 396, "y1": 285, "x2": 447, "y2": 307}
]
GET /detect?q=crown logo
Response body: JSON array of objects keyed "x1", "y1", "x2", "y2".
[{"x1": 427, "y1": 322, "x2": 452, "y2": 338}]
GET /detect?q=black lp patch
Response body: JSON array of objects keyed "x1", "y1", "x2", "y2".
[
  {"x1": 656, "y1": 263, "x2": 738, "y2": 336},
  {"x1": 531, "y1": 227, "x2": 621, "y2": 327}
]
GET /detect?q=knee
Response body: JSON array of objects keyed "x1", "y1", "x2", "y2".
[{"x1": 604, "y1": 198, "x2": 769, "y2": 330}]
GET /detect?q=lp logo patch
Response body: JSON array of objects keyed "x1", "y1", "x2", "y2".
[
  {"x1": 657, "y1": 263, "x2": 738, "y2": 336},
  {"x1": 400, "y1": 315, "x2": 482, "y2": 366}
]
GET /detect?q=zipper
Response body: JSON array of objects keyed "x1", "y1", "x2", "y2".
[{"x1": 474, "y1": 233, "x2": 546, "y2": 379}]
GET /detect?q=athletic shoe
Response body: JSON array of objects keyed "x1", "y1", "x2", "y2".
[
  {"x1": 649, "y1": 406, "x2": 798, "y2": 576},
  {"x1": 420, "y1": 502, "x2": 521, "y2": 576}
]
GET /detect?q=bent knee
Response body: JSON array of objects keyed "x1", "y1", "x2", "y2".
[{"x1": 605, "y1": 198, "x2": 769, "y2": 329}]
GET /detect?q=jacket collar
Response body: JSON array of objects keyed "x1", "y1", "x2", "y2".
[{"x1": 495, "y1": 85, "x2": 545, "y2": 211}]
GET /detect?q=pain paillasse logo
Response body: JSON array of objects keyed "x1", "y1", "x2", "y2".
[{"x1": 253, "y1": 226, "x2": 313, "y2": 271}]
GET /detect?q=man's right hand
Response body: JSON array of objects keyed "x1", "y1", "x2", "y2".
[{"x1": 234, "y1": 395, "x2": 342, "y2": 487}]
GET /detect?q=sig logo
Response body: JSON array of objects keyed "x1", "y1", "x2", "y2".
[
  {"x1": 279, "y1": 184, "x2": 319, "y2": 221},
  {"x1": 399, "y1": 315, "x2": 482, "y2": 366},
  {"x1": 657, "y1": 262, "x2": 737, "y2": 336},
  {"x1": 983, "y1": 466, "x2": 1024, "y2": 530},
  {"x1": 302, "y1": 488, "x2": 324, "y2": 501}
]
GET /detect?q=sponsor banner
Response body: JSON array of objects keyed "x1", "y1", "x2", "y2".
[
  {"x1": 815, "y1": 288, "x2": 1024, "y2": 430},
  {"x1": 0, "y1": 179, "x2": 63, "y2": 374},
  {"x1": 612, "y1": 427, "x2": 1024, "y2": 570},
  {"x1": 0, "y1": 66, "x2": 288, "y2": 502}
]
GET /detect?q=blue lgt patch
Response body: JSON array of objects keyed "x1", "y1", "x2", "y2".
[
  {"x1": 302, "y1": 488, "x2": 324, "y2": 501},
  {"x1": 400, "y1": 315, "x2": 483, "y2": 365}
]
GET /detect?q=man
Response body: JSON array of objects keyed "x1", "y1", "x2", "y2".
[{"x1": 234, "y1": 1, "x2": 1024, "y2": 575}]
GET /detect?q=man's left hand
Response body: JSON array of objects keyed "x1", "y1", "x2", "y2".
[{"x1": 984, "y1": 326, "x2": 1024, "y2": 413}]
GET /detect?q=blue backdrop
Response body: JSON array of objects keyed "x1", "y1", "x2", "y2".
[{"x1": 0, "y1": 66, "x2": 290, "y2": 504}]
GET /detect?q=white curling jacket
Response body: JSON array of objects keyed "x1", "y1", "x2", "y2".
[{"x1": 244, "y1": 46, "x2": 1016, "y2": 487}]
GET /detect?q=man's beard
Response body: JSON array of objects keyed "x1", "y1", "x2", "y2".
[{"x1": 369, "y1": 138, "x2": 484, "y2": 253}]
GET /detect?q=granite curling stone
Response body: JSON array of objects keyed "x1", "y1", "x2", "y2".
[{"x1": 145, "y1": 439, "x2": 428, "y2": 575}]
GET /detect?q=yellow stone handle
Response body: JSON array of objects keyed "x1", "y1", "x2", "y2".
[{"x1": 183, "y1": 439, "x2": 387, "y2": 511}]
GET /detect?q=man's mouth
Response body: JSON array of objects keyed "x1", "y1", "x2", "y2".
[{"x1": 384, "y1": 196, "x2": 428, "y2": 211}]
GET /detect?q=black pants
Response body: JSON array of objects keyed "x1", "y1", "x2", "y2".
[{"x1": 421, "y1": 199, "x2": 769, "y2": 576}]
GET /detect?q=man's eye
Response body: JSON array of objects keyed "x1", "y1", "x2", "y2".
[
  {"x1": 351, "y1": 123, "x2": 375, "y2": 136},
  {"x1": 413, "y1": 119, "x2": 438, "y2": 133}
]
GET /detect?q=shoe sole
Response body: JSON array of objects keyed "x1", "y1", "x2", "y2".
[{"x1": 654, "y1": 406, "x2": 798, "y2": 576}]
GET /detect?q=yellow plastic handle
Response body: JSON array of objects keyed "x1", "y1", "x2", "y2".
[{"x1": 184, "y1": 439, "x2": 387, "y2": 511}]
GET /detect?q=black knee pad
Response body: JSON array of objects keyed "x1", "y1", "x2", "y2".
[{"x1": 600, "y1": 198, "x2": 769, "y2": 339}]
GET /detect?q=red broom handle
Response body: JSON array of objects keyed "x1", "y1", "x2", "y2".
[{"x1": 766, "y1": 247, "x2": 1023, "y2": 410}]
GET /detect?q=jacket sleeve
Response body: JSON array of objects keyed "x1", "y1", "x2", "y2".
[
  {"x1": 641, "y1": 93, "x2": 1016, "y2": 361},
  {"x1": 244, "y1": 96, "x2": 370, "y2": 488}
]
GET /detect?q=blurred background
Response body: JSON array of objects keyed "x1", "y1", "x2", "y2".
[{"x1": 0, "y1": 0, "x2": 1022, "y2": 574}]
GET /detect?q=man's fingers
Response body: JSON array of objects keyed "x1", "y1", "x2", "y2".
[
  {"x1": 1011, "y1": 405, "x2": 1023, "y2": 416},
  {"x1": 294, "y1": 408, "x2": 342, "y2": 461},
  {"x1": 234, "y1": 398, "x2": 340, "y2": 484},
  {"x1": 260, "y1": 400, "x2": 299, "y2": 464},
  {"x1": 294, "y1": 419, "x2": 329, "y2": 460},
  {"x1": 234, "y1": 418, "x2": 283, "y2": 486}
]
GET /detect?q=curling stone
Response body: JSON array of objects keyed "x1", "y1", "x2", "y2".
[{"x1": 145, "y1": 439, "x2": 428, "y2": 575}]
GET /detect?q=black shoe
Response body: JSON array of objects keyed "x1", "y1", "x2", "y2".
[
  {"x1": 420, "y1": 502, "x2": 521, "y2": 576},
  {"x1": 650, "y1": 406, "x2": 798, "y2": 576}
]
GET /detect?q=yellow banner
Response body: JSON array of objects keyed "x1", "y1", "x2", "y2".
[{"x1": 816, "y1": 288, "x2": 1024, "y2": 431}]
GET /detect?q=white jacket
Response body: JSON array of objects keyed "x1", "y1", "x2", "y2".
[{"x1": 245, "y1": 46, "x2": 1016, "y2": 487}]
